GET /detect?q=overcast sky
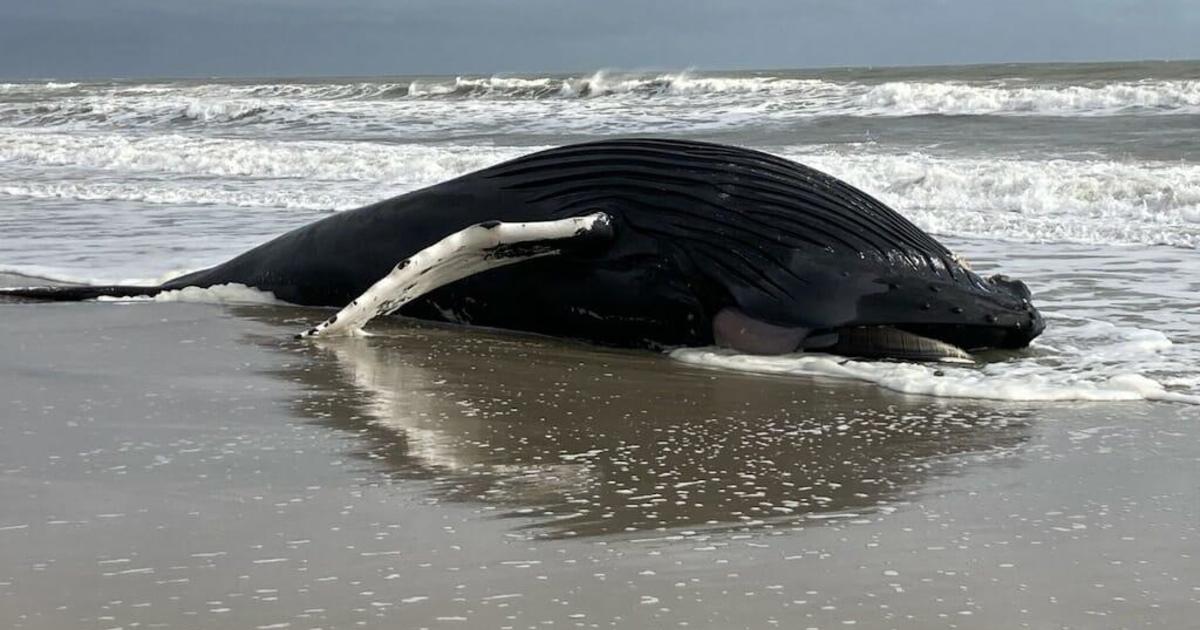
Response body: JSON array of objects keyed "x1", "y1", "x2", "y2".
[{"x1": 1, "y1": 0, "x2": 1196, "y2": 79}]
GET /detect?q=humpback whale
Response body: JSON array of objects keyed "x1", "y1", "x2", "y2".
[{"x1": 1, "y1": 138, "x2": 1044, "y2": 361}]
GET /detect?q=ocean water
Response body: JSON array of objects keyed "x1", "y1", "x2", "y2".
[{"x1": 1, "y1": 61, "x2": 1197, "y2": 402}]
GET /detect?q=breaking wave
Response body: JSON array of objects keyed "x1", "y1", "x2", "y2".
[
  {"x1": 2, "y1": 72, "x2": 1199, "y2": 132},
  {"x1": 797, "y1": 149, "x2": 1200, "y2": 250},
  {"x1": 2, "y1": 132, "x2": 1196, "y2": 249},
  {"x1": 855, "y1": 79, "x2": 1200, "y2": 116}
]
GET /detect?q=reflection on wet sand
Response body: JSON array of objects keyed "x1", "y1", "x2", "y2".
[{"x1": 243, "y1": 307, "x2": 1032, "y2": 538}]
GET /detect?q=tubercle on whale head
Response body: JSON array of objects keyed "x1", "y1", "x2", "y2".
[
  {"x1": 884, "y1": 269, "x2": 1044, "y2": 351},
  {"x1": 980, "y1": 272, "x2": 1044, "y2": 347},
  {"x1": 987, "y1": 273, "x2": 1033, "y2": 302}
]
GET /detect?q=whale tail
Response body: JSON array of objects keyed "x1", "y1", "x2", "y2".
[{"x1": 0, "y1": 285, "x2": 164, "y2": 302}]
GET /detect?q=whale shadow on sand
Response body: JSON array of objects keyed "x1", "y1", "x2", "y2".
[{"x1": 238, "y1": 305, "x2": 1034, "y2": 539}]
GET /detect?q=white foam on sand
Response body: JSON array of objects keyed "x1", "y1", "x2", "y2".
[
  {"x1": 671, "y1": 317, "x2": 1200, "y2": 405},
  {"x1": 97, "y1": 283, "x2": 280, "y2": 305}
]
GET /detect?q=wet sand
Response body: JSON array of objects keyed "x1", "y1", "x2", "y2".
[{"x1": 1, "y1": 301, "x2": 1197, "y2": 629}]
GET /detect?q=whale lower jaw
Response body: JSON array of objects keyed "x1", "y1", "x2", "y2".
[
  {"x1": 712, "y1": 307, "x2": 973, "y2": 363},
  {"x1": 809, "y1": 326, "x2": 975, "y2": 364}
]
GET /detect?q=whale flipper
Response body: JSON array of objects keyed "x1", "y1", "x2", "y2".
[{"x1": 299, "y1": 212, "x2": 614, "y2": 338}]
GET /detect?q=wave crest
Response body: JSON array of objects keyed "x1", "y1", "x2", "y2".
[
  {"x1": 5, "y1": 73, "x2": 1199, "y2": 127},
  {"x1": 858, "y1": 79, "x2": 1200, "y2": 116},
  {"x1": 3, "y1": 132, "x2": 1197, "y2": 249}
]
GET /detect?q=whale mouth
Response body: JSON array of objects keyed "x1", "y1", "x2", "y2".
[
  {"x1": 803, "y1": 326, "x2": 975, "y2": 363},
  {"x1": 711, "y1": 307, "x2": 976, "y2": 363}
]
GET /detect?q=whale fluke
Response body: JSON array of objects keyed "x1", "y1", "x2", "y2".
[{"x1": 0, "y1": 285, "x2": 163, "y2": 302}]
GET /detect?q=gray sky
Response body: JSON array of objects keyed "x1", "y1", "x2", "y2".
[{"x1": 1, "y1": 0, "x2": 1197, "y2": 79}]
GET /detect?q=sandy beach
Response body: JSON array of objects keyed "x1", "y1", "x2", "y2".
[{"x1": 2, "y1": 300, "x2": 1196, "y2": 629}]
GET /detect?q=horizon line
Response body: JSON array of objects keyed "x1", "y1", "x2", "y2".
[{"x1": 4, "y1": 57, "x2": 1196, "y2": 84}]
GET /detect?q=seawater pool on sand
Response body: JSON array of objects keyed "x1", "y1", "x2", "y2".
[{"x1": 1, "y1": 302, "x2": 1197, "y2": 629}]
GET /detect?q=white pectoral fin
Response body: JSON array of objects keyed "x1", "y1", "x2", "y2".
[{"x1": 298, "y1": 212, "x2": 612, "y2": 338}]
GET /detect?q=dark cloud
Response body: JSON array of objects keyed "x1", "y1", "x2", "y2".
[{"x1": 1, "y1": 0, "x2": 1196, "y2": 78}]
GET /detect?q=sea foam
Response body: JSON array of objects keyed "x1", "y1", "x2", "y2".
[
  {"x1": 4, "y1": 132, "x2": 1196, "y2": 249},
  {"x1": 96, "y1": 283, "x2": 280, "y2": 305},
  {"x1": 671, "y1": 343, "x2": 1199, "y2": 405},
  {"x1": 4, "y1": 75, "x2": 1199, "y2": 123}
]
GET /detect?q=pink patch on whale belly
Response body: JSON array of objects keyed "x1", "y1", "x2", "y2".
[{"x1": 712, "y1": 307, "x2": 808, "y2": 355}]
